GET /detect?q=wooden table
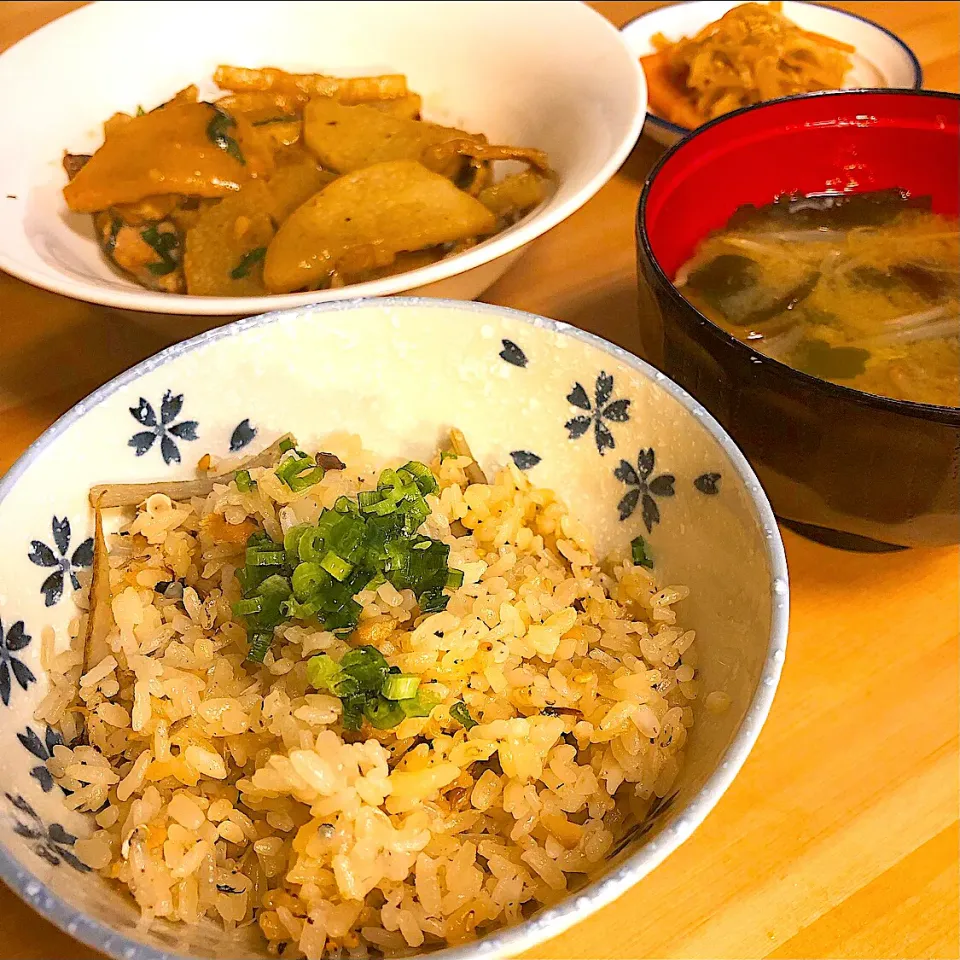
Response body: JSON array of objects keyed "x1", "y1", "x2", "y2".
[{"x1": 1, "y1": 2, "x2": 958, "y2": 957}]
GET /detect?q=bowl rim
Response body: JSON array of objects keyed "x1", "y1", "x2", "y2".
[
  {"x1": 621, "y1": 0, "x2": 924, "y2": 140},
  {"x1": 637, "y1": 87, "x2": 960, "y2": 424},
  {"x1": 0, "y1": 0, "x2": 646, "y2": 317},
  {"x1": 0, "y1": 296, "x2": 789, "y2": 960}
]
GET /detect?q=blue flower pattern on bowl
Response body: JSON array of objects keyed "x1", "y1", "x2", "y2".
[
  {"x1": 18, "y1": 725, "x2": 68, "y2": 794},
  {"x1": 565, "y1": 372, "x2": 631, "y2": 455},
  {"x1": 28, "y1": 517, "x2": 93, "y2": 607},
  {"x1": 4, "y1": 793, "x2": 88, "y2": 872},
  {"x1": 615, "y1": 448, "x2": 676, "y2": 531},
  {"x1": 129, "y1": 390, "x2": 198, "y2": 465},
  {"x1": 0, "y1": 618, "x2": 35, "y2": 707},
  {"x1": 229, "y1": 419, "x2": 257, "y2": 452}
]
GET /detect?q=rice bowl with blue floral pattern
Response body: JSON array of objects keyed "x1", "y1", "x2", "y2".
[{"x1": 0, "y1": 298, "x2": 787, "y2": 960}]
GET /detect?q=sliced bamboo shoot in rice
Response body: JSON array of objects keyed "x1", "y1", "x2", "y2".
[{"x1": 88, "y1": 434, "x2": 299, "y2": 508}]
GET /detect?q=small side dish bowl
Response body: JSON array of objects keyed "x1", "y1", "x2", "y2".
[
  {"x1": 0, "y1": 0, "x2": 645, "y2": 315},
  {"x1": 637, "y1": 89, "x2": 960, "y2": 550},
  {"x1": 0, "y1": 298, "x2": 787, "y2": 959},
  {"x1": 621, "y1": 0, "x2": 922, "y2": 145}
]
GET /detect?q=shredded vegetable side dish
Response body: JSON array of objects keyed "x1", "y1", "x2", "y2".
[
  {"x1": 641, "y1": 2, "x2": 854, "y2": 127},
  {"x1": 62, "y1": 67, "x2": 554, "y2": 296}
]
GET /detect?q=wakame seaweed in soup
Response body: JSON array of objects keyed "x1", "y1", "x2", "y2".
[{"x1": 675, "y1": 189, "x2": 960, "y2": 406}]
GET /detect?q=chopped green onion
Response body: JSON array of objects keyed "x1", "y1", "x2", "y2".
[
  {"x1": 419, "y1": 589, "x2": 449, "y2": 614},
  {"x1": 232, "y1": 597, "x2": 263, "y2": 616},
  {"x1": 246, "y1": 548, "x2": 286, "y2": 566},
  {"x1": 275, "y1": 454, "x2": 313, "y2": 486},
  {"x1": 292, "y1": 561, "x2": 329, "y2": 601},
  {"x1": 320, "y1": 551, "x2": 353, "y2": 582},
  {"x1": 288, "y1": 465, "x2": 325, "y2": 493},
  {"x1": 246, "y1": 632, "x2": 273, "y2": 663},
  {"x1": 400, "y1": 686, "x2": 441, "y2": 718},
  {"x1": 307, "y1": 654, "x2": 341, "y2": 692},
  {"x1": 235, "y1": 469, "x2": 254, "y2": 492},
  {"x1": 440, "y1": 451, "x2": 457, "y2": 462},
  {"x1": 339, "y1": 645, "x2": 389, "y2": 694},
  {"x1": 206, "y1": 105, "x2": 244, "y2": 165},
  {"x1": 381, "y1": 674, "x2": 420, "y2": 701},
  {"x1": 357, "y1": 490, "x2": 383, "y2": 513},
  {"x1": 279, "y1": 438, "x2": 295, "y2": 454},
  {"x1": 630, "y1": 535, "x2": 654, "y2": 569},
  {"x1": 450, "y1": 701, "x2": 478, "y2": 730},
  {"x1": 445, "y1": 569, "x2": 464, "y2": 589},
  {"x1": 364, "y1": 696, "x2": 405, "y2": 729},
  {"x1": 230, "y1": 246, "x2": 266, "y2": 280},
  {"x1": 297, "y1": 526, "x2": 326, "y2": 563},
  {"x1": 340, "y1": 695, "x2": 366, "y2": 731},
  {"x1": 334, "y1": 496, "x2": 358, "y2": 514},
  {"x1": 398, "y1": 461, "x2": 439, "y2": 495}
]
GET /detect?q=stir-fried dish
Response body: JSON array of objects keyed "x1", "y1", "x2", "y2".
[
  {"x1": 39, "y1": 432, "x2": 712, "y2": 956},
  {"x1": 676, "y1": 189, "x2": 960, "y2": 406},
  {"x1": 641, "y1": 2, "x2": 854, "y2": 128},
  {"x1": 62, "y1": 67, "x2": 553, "y2": 296}
]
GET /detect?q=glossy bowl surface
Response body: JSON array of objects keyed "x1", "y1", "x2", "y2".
[
  {"x1": 637, "y1": 89, "x2": 960, "y2": 549},
  {"x1": 0, "y1": 298, "x2": 787, "y2": 958},
  {"x1": 0, "y1": 0, "x2": 645, "y2": 315},
  {"x1": 621, "y1": 0, "x2": 922, "y2": 145}
]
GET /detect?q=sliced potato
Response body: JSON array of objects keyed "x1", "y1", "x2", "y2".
[
  {"x1": 65, "y1": 102, "x2": 257, "y2": 213},
  {"x1": 303, "y1": 100, "x2": 474, "y2": 174},
  {"x1": 366, "y1": 93, "x2": 423, "y2": 120},
  {"x1": 263, "y1": 159, "x2": 496, "y2": 293},
  {"x1": 214, "y1": 65, "x2": 407, "y2": 103},
  {"x1": 268, "y1": 156, "x2": 337, "y2": 222},
  {"x1": 478, "y1": 170, "x2": 549, "y2": 220},
  {"x1": 183, "y1": 180, "x2": 275, "y2": 296}
]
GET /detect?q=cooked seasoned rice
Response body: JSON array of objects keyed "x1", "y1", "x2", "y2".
[{"x1": 40, "y1": 437, "x2": 700, "y2": 958}]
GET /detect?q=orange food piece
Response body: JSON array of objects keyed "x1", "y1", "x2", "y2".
[
  {"x1": 640, "y1": 52, "x2": 702, "y2": 128},
  {"x1": 200, "y1": 513, "x2": 258, "y2": 545},
  {"x1": 63, "y1": 102, "x2": 272, "y2": 213}
]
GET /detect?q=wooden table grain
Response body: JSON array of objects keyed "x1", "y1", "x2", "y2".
[{"x1": 0, "y1": 3, "x2": 958, "y2": 958}]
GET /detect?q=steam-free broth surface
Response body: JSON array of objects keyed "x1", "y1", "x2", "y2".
[{"x1": 676, "y1": 189, "x2": 960, "y2": 406}]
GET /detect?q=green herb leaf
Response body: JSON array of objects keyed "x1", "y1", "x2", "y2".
[
  {"x1": 631, "y1": 535, "x2": 654, "y2": 569},
  {"x1": 140, "y1": 225, "x2": 180, "y2": 276},
  {"x1": 230, "y1": 246, "x2": 266, "y2": 280},
  {"x1": 450, "y1": 701, "x2": 478, "y2": 730},
  {"x1": 206, "y1": 105, "x2": 245, "y2": 165},
  {"x1": 793, "y1": 339, "x2": 871, "y2": 380}
]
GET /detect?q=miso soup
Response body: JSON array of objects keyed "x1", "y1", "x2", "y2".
[{"x1": 675, "y1": 189, "x2": 959, "y2": 406}]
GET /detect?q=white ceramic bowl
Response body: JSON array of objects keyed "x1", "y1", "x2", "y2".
[
  {"x1": 0, "y1": 1, "x2": 644, "y2": 316},
  {"x1": 0, "y1": 298, "x2": 788, "y2": 959},
  {"x1": 622, "y1": 0, "x2": 922, "y2": 145}
]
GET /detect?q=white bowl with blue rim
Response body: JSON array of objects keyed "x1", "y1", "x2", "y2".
[
  {"x1": 0, "y1": 298, "x2": 788, "y2": 959},
  {"x1": 622, "y1": 0, "x2": 922, "y2": 146},
  {"x1": 0, "y1": 0, "x2": 644, "y2": 316}
]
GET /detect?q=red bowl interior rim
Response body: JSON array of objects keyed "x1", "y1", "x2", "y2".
[{"x1": 638, "y1": 88, "x2": 960, "y2": 420}]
